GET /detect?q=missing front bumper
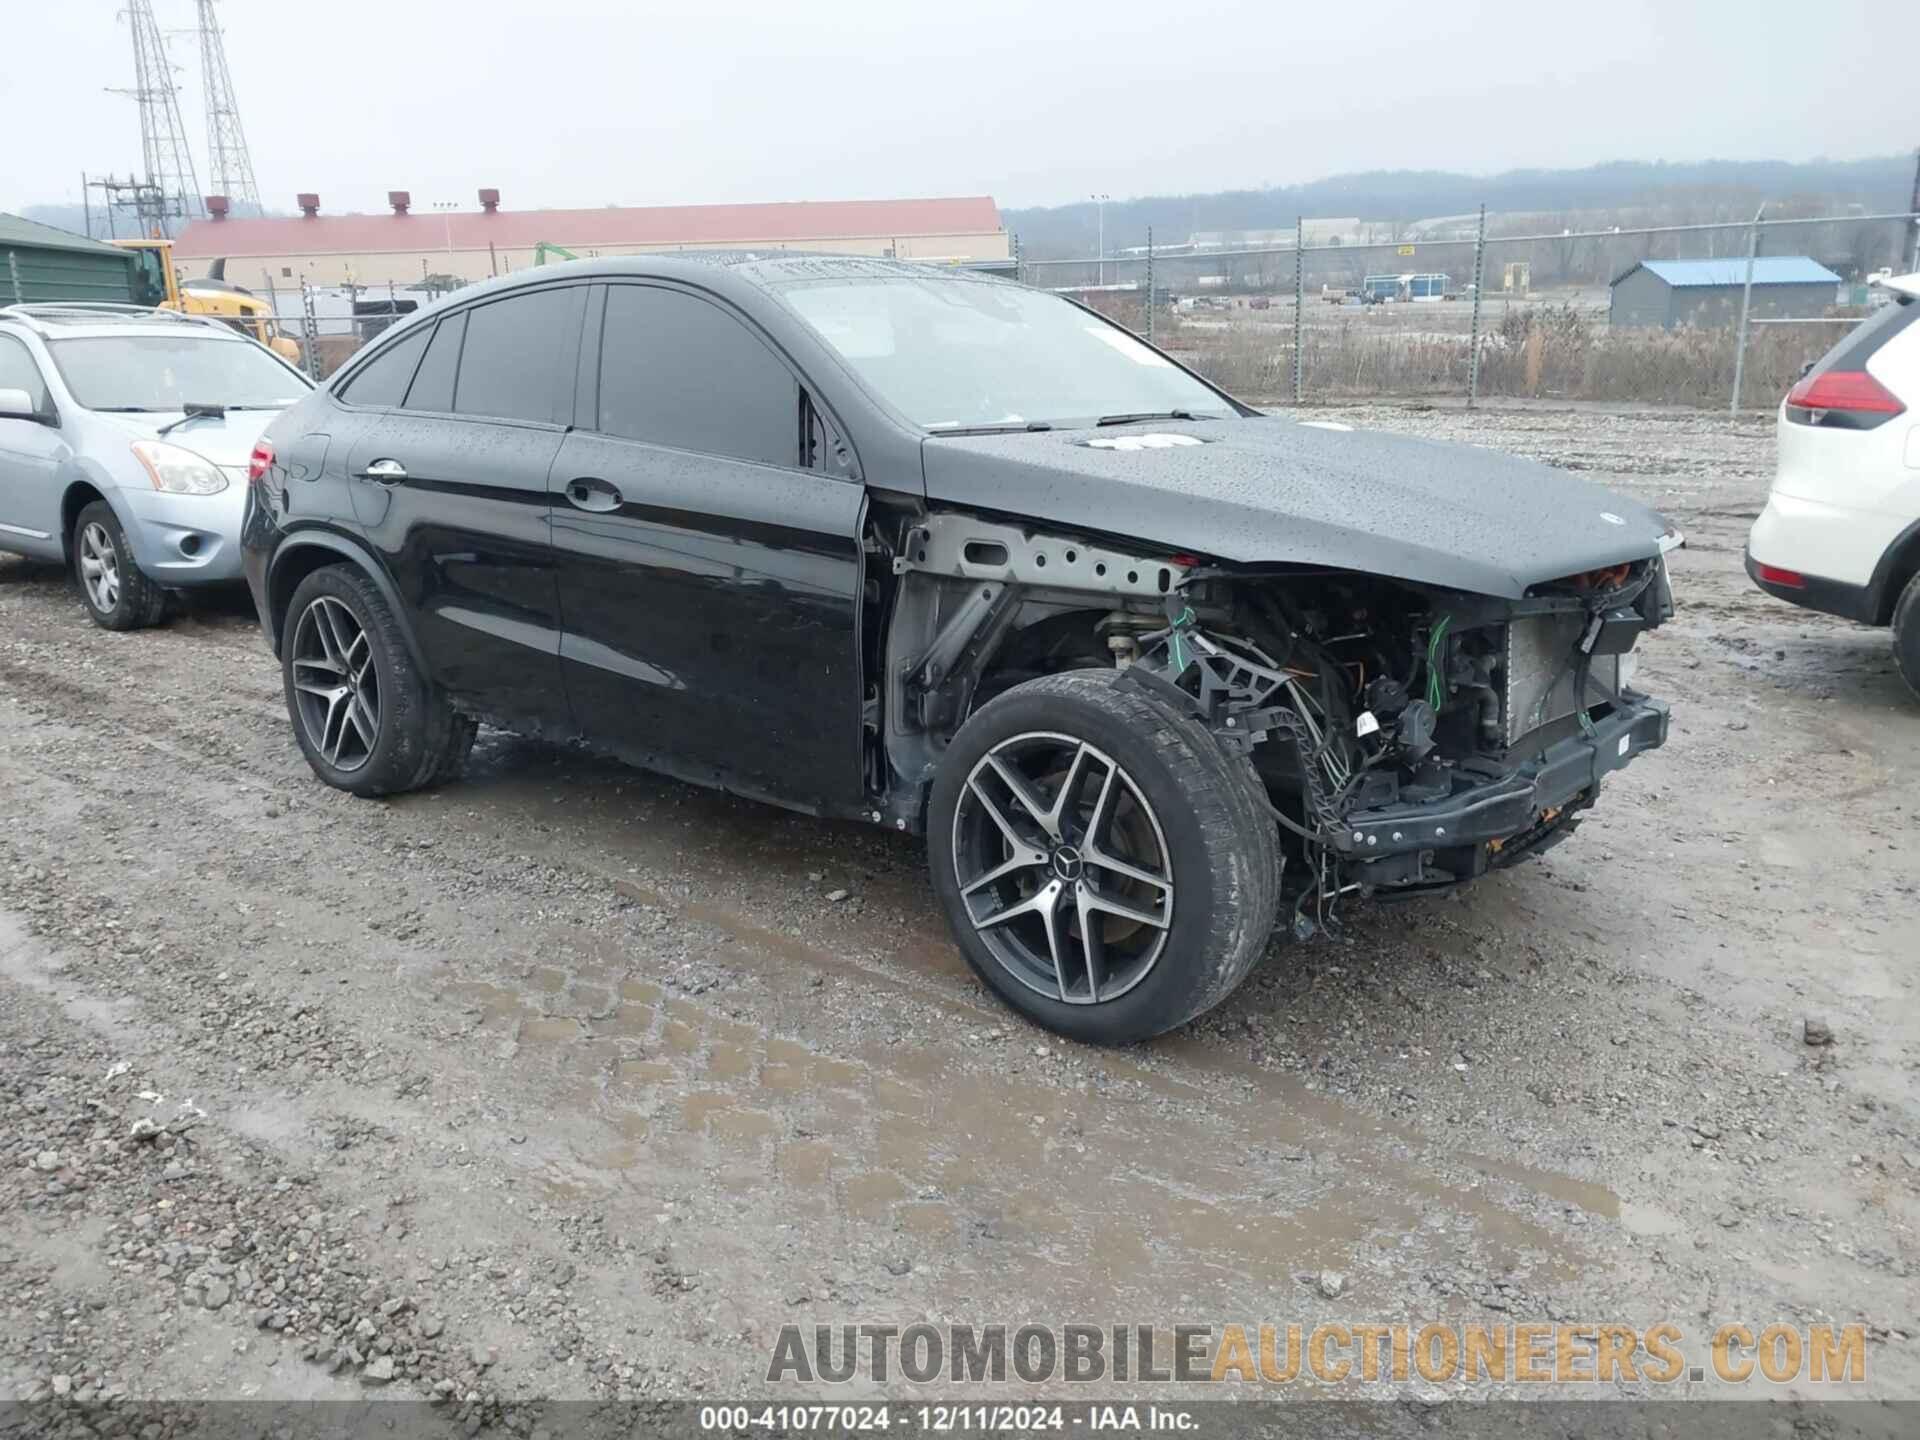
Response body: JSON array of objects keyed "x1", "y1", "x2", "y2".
[{"x1": 1332, "y1": 696, "x2": 1669, "y2": 888}]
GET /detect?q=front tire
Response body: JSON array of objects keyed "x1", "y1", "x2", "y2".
[
  {"x1": 928, "y1": 669, "x2": 1281, "y2": 1044},
  {"x1": 73, "y1": 501, "x2": 166, "y2": 631},
  {"x1": 1894, "y1": 573, "x2": 1920, "y2": 701},
  {"x1": 281, "y1": 565, "x2": 475, "y2": 797}
]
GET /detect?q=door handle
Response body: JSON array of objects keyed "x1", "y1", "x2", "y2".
[
  {"x1": 355, "y1": 458, "x2": 407, "y2": 484},
  {"x1": 565, "y1": 476, "x2": 622, "y2": 512}
]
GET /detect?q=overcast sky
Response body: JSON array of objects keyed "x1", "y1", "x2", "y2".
[{"x1": 7, "y1": 0, "x2": 1911, "y2": 218}]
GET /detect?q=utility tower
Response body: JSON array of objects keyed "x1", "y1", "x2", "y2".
[
  {"x1": 195, "y1": 0, "x2": 261, "y2": 212},
  {"x1": 111, "y1": 0, "x2": 204, "y2": 234}
]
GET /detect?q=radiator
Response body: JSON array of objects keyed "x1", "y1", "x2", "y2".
[{"x1": 1503, "y1": 615, "x2": 1627, "y2": 746}]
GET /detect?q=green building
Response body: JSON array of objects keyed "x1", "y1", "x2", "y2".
[{"x1": 0, "y1": 213, "x2": 137, "y2": 305}]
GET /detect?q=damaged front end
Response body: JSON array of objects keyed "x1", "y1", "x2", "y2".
[
  {"x1": 1125, "y1": 552, "x2": 1674, "y2": 922},
  {"x1": 881, "y1": 510, "x2": 1675, "y2": 927}
]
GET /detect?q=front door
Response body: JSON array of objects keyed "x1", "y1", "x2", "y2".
[
  {"x1": 549, "y1": 282, "x2": 866, "y2": 813},
  {"x1": 344, "y1": 286, "x2": 585, "y2": 736},
  {"x1": 0, "y1": 335, "x2": 66, "y2": 558}
]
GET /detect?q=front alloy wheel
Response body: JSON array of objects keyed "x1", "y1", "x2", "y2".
[
  {"x1": 71, "y1": 500, "x2": 167, "y2": 630},
  {"x1": 928, "y1": 670, "x2": 1281, "y2": 1044},
  {"x1": 953, "y1": 733, "x2": 1173, "y2": 1005},
  {"x1": 290, "y1": 594, "x2": 381, "y2": 772},
  {"x1": 78, "y1": 522, "x2": 120, "y2": 614}
]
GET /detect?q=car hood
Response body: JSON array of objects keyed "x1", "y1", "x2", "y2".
[
  {"x1": 94, "y1": 410, "x2": 281, "y2": 471},
  {"x1": 919, "y1": 415, "x2": 1671, "y2": 599}
]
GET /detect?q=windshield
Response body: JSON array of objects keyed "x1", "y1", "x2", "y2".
[
  {"x1": 48, "y1": 334, "x2": 308, "y2": 413},
  {"x1": 778, "y1": 277, "x2": 1235, "y2": 431}
]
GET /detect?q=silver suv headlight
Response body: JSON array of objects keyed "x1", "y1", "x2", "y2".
[{"x1": 131, "y1": 439, "x2": 228, "y2": 496}]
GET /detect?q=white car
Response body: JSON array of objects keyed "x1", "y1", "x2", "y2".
[{"x1": 1748, "y1": 273, "x2": 1920, "y2": 695}]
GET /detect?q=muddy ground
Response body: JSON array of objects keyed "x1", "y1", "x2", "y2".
[{"x1": 0, "y1": 404, "x2": 1915, "y2": 1425}]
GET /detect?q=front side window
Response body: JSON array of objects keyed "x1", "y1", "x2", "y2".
[
  {"x1": 48, "y1": 334, "x2": 309, "y2": 412},
  {"x1": 454, "y1": 288, "x2": 580, "y2": 425},
  {"x1": 0, "y1": 335, "x2": 50, "y2": 412},
  {"x1": 596, "y1": 286, "x2": 797, "y2": 467},
  {"x1": 777, "y1": 276, "x2": 1233, "y2": 431}
]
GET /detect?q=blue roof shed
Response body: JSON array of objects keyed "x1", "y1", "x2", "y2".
[{"x1": 1609, "y1": 256, "x2": 1842, "y2": 328}]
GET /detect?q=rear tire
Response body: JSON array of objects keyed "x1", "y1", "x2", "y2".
[
  {"x1": 1894, "y1": 573, "x2": 1920, "y2": 701},
  {"x1": 928, "y1": 669, "x2": 1280, "y2": 1044},
  {"x1": 73, "y1": 501, "x2": 166, "y2": 631},
  {"x1": 280, "y1": 564, "x2": 473, "y2": 797}
]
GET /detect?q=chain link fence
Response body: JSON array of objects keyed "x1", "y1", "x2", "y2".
[
  {"x1": 246, "y1": 276, "x2": 458, "y2": 381},
  {"x1": 1027, "y1": 209, "x2": 1919, "y2": 413}
]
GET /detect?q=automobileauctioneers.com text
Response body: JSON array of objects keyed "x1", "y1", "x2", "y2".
[{"x1": 767, "y1": 1322, "x2": 1866, "y2": 1387}]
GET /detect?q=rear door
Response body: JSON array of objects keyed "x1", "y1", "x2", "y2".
[
  {"x1": 348, "y1": 284, "x2": 586, "y2": 734},
  {"x1": 0, "y1": 334, "x2": 66, "y2": 557},
  {"x1": 548, "y1": 281, "x2": 866, "y2": 812}
]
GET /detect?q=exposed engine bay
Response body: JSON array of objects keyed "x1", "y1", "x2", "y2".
[{"x1": 876, "y1": 509, "x2": 1675, "y2": 929}]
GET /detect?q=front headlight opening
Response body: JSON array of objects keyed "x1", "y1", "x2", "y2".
[{"x1": 131, "y1": 440, "x2": 228, "y2": 496}]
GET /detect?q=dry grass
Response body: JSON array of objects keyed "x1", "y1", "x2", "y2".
[{"x1": 1161, "y1": 303, "x2": 1854, "y2": 408}]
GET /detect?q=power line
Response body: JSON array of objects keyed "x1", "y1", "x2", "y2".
[{"x1": 196, "y1": 0, "x2": 261, "y2": 210}]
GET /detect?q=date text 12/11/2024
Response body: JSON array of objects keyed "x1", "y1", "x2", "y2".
[{"x1": 697, "y1": 1405, "x2": 1196, "y2": 1431}]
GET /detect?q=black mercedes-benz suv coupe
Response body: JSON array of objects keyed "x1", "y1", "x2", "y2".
[{"x1": 243, "y1": 254, "x2": 1675, "y2": 1043}]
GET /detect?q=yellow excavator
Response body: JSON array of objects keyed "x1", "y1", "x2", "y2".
[{"x1": 113, "y1": 238, "x2": 303, "y2": 364}]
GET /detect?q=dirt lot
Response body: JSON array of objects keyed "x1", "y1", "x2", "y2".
[{"x1": 1, "y1": 404, "x2": 1916, "y2": 1423}]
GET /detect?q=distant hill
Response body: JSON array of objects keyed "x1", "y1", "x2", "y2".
[
  {"x1": 18, "y1": 154, "x2": 1915, "y2": 260},
  {"x1": 1005, "y1": 155, "x2": 1917, "y2": 258},
  {"x1": 14, "y1": 205, "x2": 94, "y2": 240}
]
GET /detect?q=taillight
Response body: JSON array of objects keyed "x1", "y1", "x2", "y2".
[
  {"x1": 247, "y1": 438, "x2": 274, "y2": 484},
  {"x1": 1784, "y1": 369, "x2": 1905, "y2": 422},
  {"x1": 1755, "y1": 563, "x2": 1806, "y2": 589}
]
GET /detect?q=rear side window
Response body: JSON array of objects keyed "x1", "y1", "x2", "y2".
[
  {"x1": 597, "y1": 285, "x2": 797, "y2": 467},
  {"x1": 454, "y1": 288, "x2": 581, "y2": 425},
  {"x1": 339, "y1": 326, "x2": 429, "y2": 407},
  {"x1": 1801, "y1": 294, "x2": 1916, "y2": 385},
  {"x1": 403, "y1": 312, "x2": 465, "y2": 413},
  {"x1": 0, "y1": 335, "x2": 49, "y2": 412}
]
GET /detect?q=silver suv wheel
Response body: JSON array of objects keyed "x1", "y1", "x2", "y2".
[{"x1": 78, "y1": 522, "x2": 120, "y2": 613}]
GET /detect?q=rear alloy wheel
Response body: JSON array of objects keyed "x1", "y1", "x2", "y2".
[
  {"x1": 281, "y1": 565, "x2": 476, "y2": 797},
  {"x1": 290, "y1": 595, "x2": 382, "y2": 773},
  {"x1": 73, "y1": 501, "x2": 166, "y2": 631},
  {"x1": 929, "y1": 669, "x2": 1281, "y2": 1044}
]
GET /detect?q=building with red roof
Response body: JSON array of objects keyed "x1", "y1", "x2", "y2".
[{"x1": 173, "y1": 191, "x2": 1010, "y2": 288}]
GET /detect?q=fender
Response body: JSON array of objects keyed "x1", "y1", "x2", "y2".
[
  {"x1": 1867, "y1": 516, "x2": 1920, "y2": 625},
  {"x1": 58, "y1": 458, "x2": 139, "y2": 567},
  {"x1": 266, "y1": 526, "x2": 428, "y2": 672}
]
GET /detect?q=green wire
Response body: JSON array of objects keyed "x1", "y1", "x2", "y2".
[
  {"x1": 1426, "y1": 615, "x2": 1451, "y2": 710},
  {"x1": 1168, "y1": 605, "x2": 1196, "y2": 674}
]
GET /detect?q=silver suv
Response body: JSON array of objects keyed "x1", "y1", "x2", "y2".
[{"x1": 0, "y1": 304, "x2": 311, "y2": 629}]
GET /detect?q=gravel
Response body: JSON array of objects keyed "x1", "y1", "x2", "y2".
[{"x1": 0, "y1": 401, "x2": 1915, "y2": 1408}]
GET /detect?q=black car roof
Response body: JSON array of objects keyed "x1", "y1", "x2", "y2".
[{"x1": 442, "y1": 251, "x2": 1014, "y2": 307}]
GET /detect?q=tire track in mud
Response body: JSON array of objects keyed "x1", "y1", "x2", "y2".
[{"x1": 0, "y1": 643, "x2": 1636, "y2": 1388}]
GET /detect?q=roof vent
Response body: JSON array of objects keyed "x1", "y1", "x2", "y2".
[
  {"x1": 297, "y1": 193, "x2": 320, "y2": 217},
  {"x1": 205, "y1": 195, "x2": 230, "y2": 219},
  {"x1": 388, "y1": 190, "x2": 411, "y2": 215},
  {"x1": 478, "y1": 188, "x2": 500, "y2": 214}
]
